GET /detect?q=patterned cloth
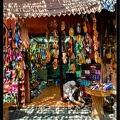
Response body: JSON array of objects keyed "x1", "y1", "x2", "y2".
[{"x1": 101, "y1": 0, "x2": 116, "y2": 12}]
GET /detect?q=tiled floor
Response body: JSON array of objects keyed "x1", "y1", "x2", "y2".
[{"x1": 9, "y1": 106, "x2": 116, "y2": 120}]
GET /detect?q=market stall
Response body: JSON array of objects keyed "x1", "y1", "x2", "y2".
[{"x1": 3, "y1": 0, "x2": 117, "y2": 120}]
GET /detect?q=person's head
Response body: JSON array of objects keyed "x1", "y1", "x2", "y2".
[{"x1": 70, "y1": 81, "x2": 76, "y2": 89}]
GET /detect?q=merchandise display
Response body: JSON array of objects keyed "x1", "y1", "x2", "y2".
[
  {"x1": 3, "y1": 1, "x2": 117, "y2": 120},
  {"x1": 29, "y1": 38, "x2": 48, "y2": 99},
  {"x1": 3, "y1": 21, "x2": 26, "y2": 108},
  {"x1": 3, "y1": 47, "x2": 19, "y2": 105}
]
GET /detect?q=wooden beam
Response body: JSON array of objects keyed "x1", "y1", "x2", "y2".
[{"x1": 59, "y1": 32, "x2": 63, "y2": 101}]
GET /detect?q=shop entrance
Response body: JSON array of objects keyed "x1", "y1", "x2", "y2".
[{"x1": 28, "y1": 36, "x2": 64, "y2": 106}]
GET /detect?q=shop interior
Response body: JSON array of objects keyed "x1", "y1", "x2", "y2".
[{"x1": 3, "y1": 1, "x2": 117, "y2": 119}]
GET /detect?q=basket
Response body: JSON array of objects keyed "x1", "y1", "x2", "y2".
[{"x1": 85, "y1": 87, "x2": 112, "y2": 97}]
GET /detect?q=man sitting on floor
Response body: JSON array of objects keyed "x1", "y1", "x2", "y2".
[{"x1": 63, "y1": 80, "x2": 85, "y2": 108}]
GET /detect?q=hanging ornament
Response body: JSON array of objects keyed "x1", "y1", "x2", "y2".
[
  {"x1": 61, "y1": 21, "x2": 65, "y2": 31},
  {"x1": 69, "y1": 27, "x2": 74, "y2": 37},
  {"x1": 70, "y1": 63, "x2": 76, "y2": 74},
  {"x1": 78, "y1": 52, "x2": 82, "y2": 64},
  {"x1": 61, "y1": 30, "x2": 66, "y2": 41},
  {"x1": 86, "y1": 56, "x2": 91, "y2": 64},
  {"x1": 52, "y1": 58, "x2": 59, "y2": 69},
  {"x1": 53, "y1": 29, "x2": 58, "y2": 38},
  {"x1": 53, "y1": 38, "x2": 58, "y2": 49},
  {"x1": 53, "y1": 49, "x2": 58, "y2": 59},
  {"x1": 62, "y1": 52, "x2": 67, "y2": 64},
  {"x1": 83, "y1": 22, "x2": 87, "y2": 33},
  {"x1": 70, "y1": 52, "x2": 75, "y2": 62},
  {"x1": 46, "y1": 42, "x2": 51, "y2": 63},
  {"x1": 82, "y1": 56, "x2": 86, "y2": 64},
  {"x1": 76, "y1": 23, "x2": 81, "y2": 34},
  {"x1": 94, "y1": 51, "x2": 102, "y2": 63},
  {"x1": 46, "y1": 21, "x2": 50, "y2": 41},
  {"x1": 93, "y1": 40, "x2": 99, "y2": 51},
  {"x1": 91, "y1": 13, "x2": 97, "y2": 31},
  {"x1": 86, "y1": 21, "x2": 91, "y2": 33},
  {"x1": 76, "y1": 34, "x2": 82, "y2": 43}
]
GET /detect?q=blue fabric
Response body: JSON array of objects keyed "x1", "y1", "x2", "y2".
[{"x1": 101, "y1": 0, "x2": 116, "y2": 12}]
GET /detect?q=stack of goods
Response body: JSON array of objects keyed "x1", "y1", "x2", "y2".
[
  {"x1": 77, "y1": 76, "x2": 90, "y2": 87},
  {"x1": 77, "y1": 63, "x2": 101, "y2": 87},
  {"x1": 85, "y1": 82, "x2": 114, "y2": 99},
  {"x1": 88, "y1": 82, "x2": 113, "y2": 91},
  {"x1": 30, "y1": 81, "x2": 47, "y2": 99}
]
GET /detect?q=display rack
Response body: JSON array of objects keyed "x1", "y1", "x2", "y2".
[{"x1": 3, "y1": 21, "x2": 26, "y2": 109}]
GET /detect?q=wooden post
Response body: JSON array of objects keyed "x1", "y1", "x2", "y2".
[
  {"x1": 3, "y1": 19, "x2": 8, "y2": 47},
  {"x1": 59, "y1": 32, "x2": 63, "y2": 101},
  {"x1": 25, "y1": 69, "x2": 31, "y2": 103}
]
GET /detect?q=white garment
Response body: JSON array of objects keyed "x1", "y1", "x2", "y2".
[{"x1": 63, "y1": 81, "x2": 77, "y2": 102}]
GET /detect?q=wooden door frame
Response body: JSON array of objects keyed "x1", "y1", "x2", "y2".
[{"x1": 59, "y1": 32, "x2": 64, "y2": 101}]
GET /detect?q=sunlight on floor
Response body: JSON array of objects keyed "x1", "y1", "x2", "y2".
[{"x1": 26, "y1": 84, "x2": 74, "y2": 107}]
